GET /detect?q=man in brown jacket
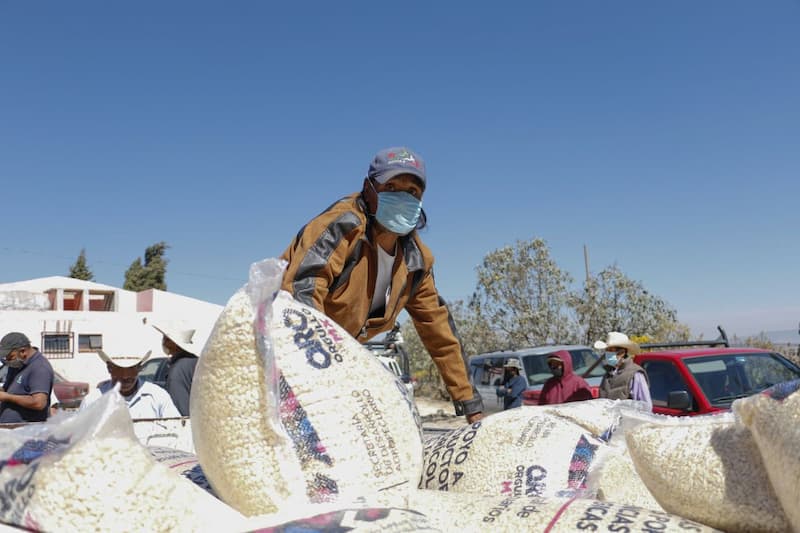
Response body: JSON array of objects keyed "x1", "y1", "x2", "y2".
[{"x1": 281, "y1": 146, "x2": 483, "y2": 423}]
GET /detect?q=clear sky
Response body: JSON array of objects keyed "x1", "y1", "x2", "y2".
[{"x1": 2, "y1": 2, "x2": 798, "y2": 340}]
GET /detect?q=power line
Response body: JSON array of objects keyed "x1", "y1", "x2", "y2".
[{"x1": 0, "y1": 247, "x2": 246, "y2": 283}]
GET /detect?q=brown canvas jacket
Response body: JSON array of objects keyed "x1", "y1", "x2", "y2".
[{"x1": 280, "y1": 192, "x2": 476, "y2": 403}]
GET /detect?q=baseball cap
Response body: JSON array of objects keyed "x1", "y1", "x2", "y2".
[
  {"x1": 0, "y1": 332, "x2": 31, "y2": 359},
  {"x1": 367, "y1": 147, "x2": 426, "y2": 190}
]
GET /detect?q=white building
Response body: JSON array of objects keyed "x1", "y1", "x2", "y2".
[{"x1": 0, "y1": 276, "x2": 223, "y2": 386}]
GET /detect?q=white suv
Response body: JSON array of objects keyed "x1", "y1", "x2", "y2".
[
  {"x1": 375, "y1": 354, "x2": 414, "y2": 398},
  {"x1": 364, "y1": 340, "x2": 415, "y2": 399},
  {"x1": 469, "y1": 345, "x2": 605, "y2": 413}
]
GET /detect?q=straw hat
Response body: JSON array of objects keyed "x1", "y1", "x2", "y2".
[
  {"x1": 152, "y1": 323, "x2": 197, "y2": 354},
  {"x1": 593, "y1": 332, "x2": 641, "y2": 355},
  {"x1": 503, "y1": 359, "x2": 523, "y2": 370},
  {"x1": 98, "y1": 350, "x2": 152, "y2": 368}
]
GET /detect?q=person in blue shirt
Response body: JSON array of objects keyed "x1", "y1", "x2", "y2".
[
  {"x1": 495, "y1": 359, "x2": 527, "y2": 410},
  {"x1": 0, "y1": 332, "x2": 54, "y2": 423}
]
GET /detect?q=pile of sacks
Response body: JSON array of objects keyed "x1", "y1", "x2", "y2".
[
  {"x1": 190, "y1": 258, "x2": 715, "y2": 532},
  {"x1": 0, "y1": 389, "x2": 245, "y2": 532},
  {"x1": 2, "y1": 257, "x2": 799, "y2": 532}
]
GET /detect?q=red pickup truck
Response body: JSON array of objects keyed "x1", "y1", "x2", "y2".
[{"x1": 634, "y1": 346, "x2": 800, "y2": 416}]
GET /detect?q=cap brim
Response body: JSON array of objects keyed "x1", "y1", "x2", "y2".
[
  {"x1": 372, "y1": 167, "x2": 426, "y2": 188},
  {"x1": 152, "y1": 324, "x2": 172, "y2": 340},
  {"x1": 98, "y1": 350, "x2": 152, "y2": 368},
  {"x1": 595, "y1": 340, "x2": 640, "y2": 355},
  {"x1": 152, "y1": 324, "x2": 195, "y2": 353}
]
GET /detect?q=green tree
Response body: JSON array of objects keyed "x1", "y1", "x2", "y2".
[
  {"x1": 733, "y1": 332, "x2": 776, "y2": 351},
  {"x1": 124, "y1": 242, "x2": 170, "y2": 291},
  {"x1": 571, "y1": 265, "x2": 689, "y2": 344},
  {"x1": 68, "y1": 248, "x2": 94, "y2": 281},
  {"x1": 469, "y1": 238, "x2": 577, "y2": 347},
  {"x1": 449, "y1": 299, "x2": 505, "y2": 357},
  {"x1": 399, "y1": 299, "x2": 507, "y2": 399},
  {"x1": 398, "y1": 321, "x2": 431, "y2": 384},
  {"x1": 123, "y1": 259, "x2": 147, "y2": 291}
]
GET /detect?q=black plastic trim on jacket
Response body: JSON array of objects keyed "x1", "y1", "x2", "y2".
[
  {"x1": 292, "y1": 211, "x2": 362, "y2": 306},
  {"x1": 330, "y1": 239, "x2": 363, "y2": 293},
  {"x1": 454, "y1": 392, "x2": 484, "y2": 417}
]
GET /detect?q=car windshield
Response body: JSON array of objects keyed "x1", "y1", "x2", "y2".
[
  {"x1": 573, "y1": 349, "x2": 606, "y2": 379},
  {"x1": 686, "y1": 352, "x2": 800, "y2": 407},
  {"x1": 520, "y1": 348, "x2": 605, "y2": 386},
  {"x1": 520, "y1": 354, "x2": 551, "y2": 386},
  {"x1": 138, "y1": 359, "x2": 163, "y2": 383}
]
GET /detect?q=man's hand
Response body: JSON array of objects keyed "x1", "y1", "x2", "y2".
[
  {"x1": 466, "y1": 411, "x2": 483, "y2": 424},
  {"x1": 0, "y1": 391, "x2": 8, "y2": 403}
]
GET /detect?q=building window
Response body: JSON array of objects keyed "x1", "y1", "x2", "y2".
[
  {"x1": 45, "y1": 289, "x2": 57, "y2": 310},
  {"x1": 63, "y1": 290, "x2": 83, "y2": 311},
  {"x1": 78, "y1": 334, "x2": 103, "y2": 352},
  {"x1": 88, "y1": 291, "x2": 114, "y2": 311},
  {"x1": 41, "y1": 333, "x2": 73, "y2": 359},
  {"x1": 641, "y1": 360, "x2": 693, "y2": 409}
]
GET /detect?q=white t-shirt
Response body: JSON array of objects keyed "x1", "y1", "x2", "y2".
[
  {"x1": 370, "y1": 244, "x2": 396, "y2": 314},
  {"x1": 80, "y1": 379, "x2": 180, "y2": 419}
]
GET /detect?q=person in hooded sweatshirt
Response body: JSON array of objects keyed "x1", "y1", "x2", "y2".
[{"x1": 537, "y1": 350, "x2": 594, "y2": 405}]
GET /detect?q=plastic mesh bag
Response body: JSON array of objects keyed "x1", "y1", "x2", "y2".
[
  {"x1": 733, "y1": 379, "x2": 800, "y2": 531},
  {"x1": 370, "y1": 489, "x2": 720, "y2": 532},
  {"x1": 0, "y1": 387, "x2": 244, "y2": 532},
  {"x1": 542, "y1": 398, "x2": 647, "y2": 440},
  {"x1": 245, "y1": 505, "x2": 440, "y2": 532},
  {"x1": 191, "y1": 258, "x2": 423, "y2": 517},
  {"x1": 420, "y1": 408, "x2": 609, "y2": 498},
  {"x1": 584, "y1": 448, "x2": 665, "y2": 512},
  {"x1": 625, "y1": 414, "x2": 788, "y2": 533}
]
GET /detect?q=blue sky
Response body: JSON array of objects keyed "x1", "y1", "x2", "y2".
[{"x1": 1, "y1": 1, "x2": 799, "y2": 340}]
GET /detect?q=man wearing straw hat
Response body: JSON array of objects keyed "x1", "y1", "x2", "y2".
[
  {"x1": 594, "y1": 331, "x2": 652, "y2": 411},
  {"x1": 152, "y1": 323, "x2": 198, "y2": 416},
  {"x1": 80, "y1": 350, "x2": 179, "y2": 419}
]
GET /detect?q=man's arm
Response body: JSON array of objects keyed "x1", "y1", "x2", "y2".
[
  {"x1": 0, "y1": 363, "x2": 53, "y2": 412},
  {"x1": 0, "y1": 391, "x2": 48, "y2": 411},
  {"x1": 630, "y1": 372, "x2": 652, "y2": 412},
  {"x1": 406, "y1": 270, "x2": 483, "y2": 422},
  {"x1": 509, "y1": 376, "x2": 527, "y2": 399}
]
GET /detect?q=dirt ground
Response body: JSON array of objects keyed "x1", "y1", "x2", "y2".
[{"x1": 414, "y1": 394, "x2": 469, "y2": 431}]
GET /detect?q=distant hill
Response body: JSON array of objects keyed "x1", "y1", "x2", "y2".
[{"x1": 762, "y1": 329, "x2": 800, "y2": 345}]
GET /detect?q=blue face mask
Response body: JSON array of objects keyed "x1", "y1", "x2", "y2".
[
  {"x1": 374, "y1": 190, "x2": 422, "y2": 235},
  {"x1": 605, "y1": 352, "x2": 618, "y2": 366}
]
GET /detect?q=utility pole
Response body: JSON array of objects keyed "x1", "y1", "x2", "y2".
[
  {"x1": 584, "y1": 244, "x2": 592, "y2": 344},
  {"x1": 583, "y1": 245, "x2": 590, "y2": 283}
]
